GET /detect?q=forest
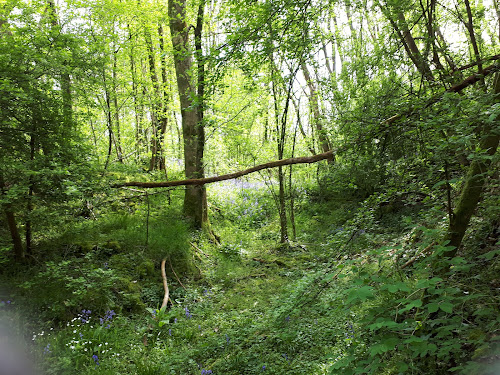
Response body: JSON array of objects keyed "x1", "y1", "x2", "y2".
[{"x1": 0, "y1": 0, "x2": 499, "y2": 373}]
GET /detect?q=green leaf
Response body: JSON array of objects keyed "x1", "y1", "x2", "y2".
[
  {"x1": 479, "y1": 249, "x2": 500, "y2": 260},
  {"x1": 440, "y1": 302, "x2": 453, "y2": 313},
  {"x1": 369, "y1": 337, "x2": 398, "y2": 356},
  {"x1": 399, "y1": 299, "x2": 423, "y2": 313},
  {"x1": 386, "y1": 281, "x2": 411, "y2": 293},
  {"x1": 427, "y1": 302, "x2": 440, "y2": 313},
  {"x1": 397, "y1": 362, "x2": 409, "y2": 373},
  {"x1": 347, "y1": 286, "x2": 375, "y2": 304}
]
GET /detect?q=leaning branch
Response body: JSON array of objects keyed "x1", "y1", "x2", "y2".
[
  {"x1": 382, "y1": 60, "x2": 500, "y2": 126},
  {"x1": 113, "y1": 151, "x2": 334, "y2": 188}
]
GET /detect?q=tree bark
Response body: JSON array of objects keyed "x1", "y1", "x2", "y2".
[
  {"x1": 0, "y1": 175, "x2": 24, "y2": 260},
  {"x1": 301, "y1": 62, "x2": 332, "y2": 156},
  {"x1": 169, "y1": 0, "x2": 208, "y2": 228},
  {"x1": 445, "y1": 72, "x2": 500, "y2": 256},
  {"x1": 462, "y1": 0, "x2": 483, "y2": 86},
  {"x1": 46, "y1": 0, "x2": 72, "y2": 125},
  {"x1": 112, "y1": 49, "x2": 124, "y2": 163},
  {"x1": 144, "y1": 28, "x2": 165, "y2": 171},
  {"x1": 114, "y1": 151, "x2": 334, "y2": 188},
  {"x1": 383, "y1": 6, "x2": 434, "y2": 82},
  {"x1": 128, "y1": 25, "x2": 143, "y2": 161},
  {"x1": 103, "y1": 68, "x2": 114, "y2": 171}
]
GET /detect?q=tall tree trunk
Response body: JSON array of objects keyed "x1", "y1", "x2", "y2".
[
  {"x1": 103, "y1": 68, "x2": 114, "y2": 171},
  {"x1": 26, "y1": 126, "x2": 36, "y2": 255},
  {"x1": 301, "y1": 62, "x2": 332, "y2": 155},
  {"x1": 158, "y1": 23, "x2": 170, "y2": 171},
  {"x1": 46, "y1": 0, "x2": 72, "y2": 125},
  {"x1": 129, "y1": 26, "x2": 143, "y2": 161},
  {"x1": 445, "y1": 72, "x2": 500, "y2": 257},
  {"x1": 383, "y1": 6, "x2": 434, "y2": 82},
  {"x1": 169, "y1": 0, "x2": 208, "y2": 229},
  {"x1": 112, "y1": 50, "x2": 124, "y2": 163},
  {"x1": 0, "y1": 175, "x2": 24, "y2": 260},
  {"x1": 463, "y1": 0, "x2": 483, "y2": 82},
  {"x1": 494, "y1": 0, "x2": 500, "y2": 41},
  {"x1": 144, "y1": 28, "x2": 164, "y2": 171}
]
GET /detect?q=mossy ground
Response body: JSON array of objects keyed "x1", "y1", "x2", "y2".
[{"x1": 1, "y1": 176, "x2": 498, "y2": 375}]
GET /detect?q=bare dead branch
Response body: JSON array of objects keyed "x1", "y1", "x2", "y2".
[
  {"x1": 382, "y1": 60, "x2": 500, "y2": 125},
  {"x1": 168, "y1": 258, "x2": 187, "y2": 290},
  {"x1": 112, "y1": 151, "x2": 334, "y2": 188},
  {"x1": 160, "y1": 259, "x2": 169, "y2": 310}
]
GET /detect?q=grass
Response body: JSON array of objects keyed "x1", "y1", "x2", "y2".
[{"x1": 2, "y1": 175, "x2": 499, "y2": 374}]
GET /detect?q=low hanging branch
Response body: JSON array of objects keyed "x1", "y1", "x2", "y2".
[
  {"x1": 113, "y1": 150, "x2": 334, "y2": 188},
  {"x1": 382, "y1": 57, "x2": 500, "y2": 126}
]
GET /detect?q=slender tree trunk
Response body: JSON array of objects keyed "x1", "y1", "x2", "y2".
[
  {"x1": 493, "y1": 0, "x2": 500, "y2": 41},
  {"x1": 289, "y1": 123, "x2": 298, "y2": 241},
  {"x1": 129, "y1": 27, "x2": 143, "y2": 161},
  {"x1": 0, "y1": 175, "x2": 24, "y2": 260},
  {"x1": 144, "y1": 28, "x2": 164, "y2": 171},
  {"x1": 26, "y1": 127, "x2": 36, "y2": 255},
  {"x1": 112, "y1": 50, "x2": 124, "y2": 163},
  {"x1": 301, "y1": 62, "x2": 332, "y2": 155},
  {"x1": 169, "y1": 0, "x2": 208, "y2": 229},
  {"x1": 463, "y1": 0, "x2": 483, "y2": 83},
  {"x1": 383, "y1": 6, "x2": 434, "y2": 82},
  {"x1": 103, "y1": 68, "x2": 114, "y2": 171},
  {"x1": 158, "y1": 24, "x2": 171, "y2": 170},
  {"x1": 46, "y1": 0, "x2": 72, "y2": 125},
  {"x1": 270, "y1": 64, "x2": 288, "y2": 244},
  {"x1": 445, "y1": 72, "x2": 500, "y2": 257}
]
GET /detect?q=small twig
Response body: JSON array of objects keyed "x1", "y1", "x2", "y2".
[
  {"x1": 160, "y1": 259, "x2": 169, "y2": 309},
  {"x1": 190, "y1": 242, "x2": 209, "y2": 257},
  {"x1": 400, "y1": 242, "x2": 436, "y2": 269},
  {"x1": 168, "y1": 258, "x2": 187, "y2": 290}
]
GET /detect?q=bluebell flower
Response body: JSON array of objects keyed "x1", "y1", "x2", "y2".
[
  {"x1": 201, "y1": 369, "x2": 212, "y2": 374},
  {"x1": 225, "y1": 334, "x2": 230, "y2": 344},
  {"x1": 100, "y1": 310, "x2": 116, "y2": 328},
  {"x1": 80, "y1": 309, "x2": 91, "y2": 323},
  {"x1": 92, "y1": 354, "x2": 99, "y2": 366},
  {"x1": 185, "y1": 307, "x2": 192, "y2": 319},
  {"x1": 43, "y1": 344, "x2": 51, "y2": 355},
  {"x1": 262, "y1": 365, "x2": 266, "y2": 371}
]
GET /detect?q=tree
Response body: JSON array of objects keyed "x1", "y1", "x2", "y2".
[
  {"x1": 169, "y1": 0, "x2": 209, "y2": 229},
  {"x1": 0, "y1": 0, "x2": 88, "y2": 260}
]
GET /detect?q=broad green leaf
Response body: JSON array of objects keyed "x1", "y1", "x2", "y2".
[
  {"x1": 347, "y1": 286, "x2": 375, "y2": 304},
  {"x1": 440, "y1": 302, "x2": 453, "y2": 313},
  {"x1": 427, "y1": 302, "x2": 440, "y2": 313}
]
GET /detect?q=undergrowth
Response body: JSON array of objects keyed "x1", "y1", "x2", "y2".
[{"x1": 1, "y1": 174, "x2": 499, "y2": 375}]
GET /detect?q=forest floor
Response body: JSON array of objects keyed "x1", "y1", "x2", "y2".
[{"x1": 1, "y1": 178, "x2": 499, "y2": 375}]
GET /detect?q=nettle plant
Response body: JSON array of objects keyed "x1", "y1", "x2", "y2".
[{"x1": 329, "y1": 240, "x2": 500, "y2": 375}]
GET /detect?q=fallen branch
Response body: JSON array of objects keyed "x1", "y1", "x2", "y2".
[
  {"x1": 400, "y1": 242, "x2": 436, "y2": 269},
  {"x1": 190, "y1": 242, "x2": 209, "y2": 257},
  {"x1": 112, "y1": 151, "x2": 334, "y2": 188},
  {"x1": 168, "y1": 258, "x2": 186, "y2": 290},
  {"x1": 160, "y1": 259, "x2": 169, "y2": 310},
  {"x1": 252, "y1": 257, "x2": 287, "y2": 267},
  {"x1": 447, "y1": 63, "x2": 499, "y2": 93}
]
